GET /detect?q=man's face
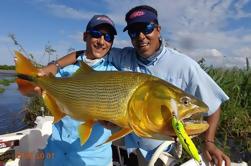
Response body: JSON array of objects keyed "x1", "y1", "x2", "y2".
[
  {"x1": 84, "y1": 25, "x2": 114, "y2": 60},
  {"x1": 128, "y1": 22, "x2": 161, "y2": 58}
]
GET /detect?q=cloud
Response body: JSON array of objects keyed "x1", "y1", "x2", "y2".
[
  {"x1": 24, "y1": 0, "x2": 251, "y2": 68},
  {"x1": 46, "y1": 4, "x2": 91, "y2": 20},
  {"x1": 67, "y1": 31, "x2": 83, "y2": 43},
  {"x1": 32, "y1": 1, "x2": 104, "y2": 21},
  {"x1": 231, "y1": 0, "x2": 251, "y2": 19},
  {"x1": 233, "y1": 47, "x2": 251, "y2": 58}
]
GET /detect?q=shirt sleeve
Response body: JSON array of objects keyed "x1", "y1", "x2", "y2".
[
  {"x1": 56, "y1": 64, "x2": 79, "y2": 78},
  {"x1": 185, "y1": 63, "x2": 229, "y2": 116}
]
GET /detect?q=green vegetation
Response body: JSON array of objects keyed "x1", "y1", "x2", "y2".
[
  {"x1": 185, "y1": 59, "x2": 251, "y2": 164},
  {"x1": 0, "y1": 79, "x2": 15, "y2": 93},
  {"x1": 0, "y1": 65, "x2": 15, "y2": 70},
  {"x1": 177, "y1": 59, "x2": 250, "y2": 164},
  {"x1": 0, "y1": 87, "x2": 5, "y2": 93},
  {"x1": 0, "y1": 79, "x2": 15, "y2": 86},
  {"x1": 23, "y1": 95, "x2": 50, "y2": 127},
  {"x1": 207, "y1": 67, "x2": 251, "y2": 163}
]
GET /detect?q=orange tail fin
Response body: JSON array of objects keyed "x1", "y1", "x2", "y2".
[
  {"x1": 15, "y1": 51, "x2": 38, "y2": 75},
  {"x1": 15, "y1": 51, "x2": 38, "y2": 96},
  {"x1": 16, "y1": 78, "x2": 36, "y2": 96}
]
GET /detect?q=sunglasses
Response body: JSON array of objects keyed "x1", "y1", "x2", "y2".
[
  {"x1": 88, "y1": 30, "x2": 114, "y2": 42},
  {"x1": 128, "y1": 23, "x2": 157, "y2": 39}
]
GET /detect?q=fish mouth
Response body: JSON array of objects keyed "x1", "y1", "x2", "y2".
[
  {"x1": 180, "y1": 107, "x2": 209, "y2": 136},
  {"x1": 183, "y1": 120, "x2": 209, "y2": 136}
]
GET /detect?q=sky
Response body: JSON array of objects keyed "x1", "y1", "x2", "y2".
[{"x1": 0, "y1": 0, "x2": 251, "y2": 68}]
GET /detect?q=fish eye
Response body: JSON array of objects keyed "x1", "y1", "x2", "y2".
[{"x1": 180, "y1": 96, "x2": 191, "y2": 106}]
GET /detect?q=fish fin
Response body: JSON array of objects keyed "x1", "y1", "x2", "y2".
[
  {"x1": 15, "y1": 51, "x2": 39, "y2": 95},
  {"x1": 16, "y1": 78, "x2": 36, "y2": 96},
  {"x1": 42, "y1": 92, "x2": 65, "y2": 123},
  {"x1": 15, "y1": 51, "x2": 38, "y2": 76},
  {"x1": 72, "y1": 62, "x2": 94, "y2": 77},
  {"x1": 97, "y1": 128, "x2": 132, "y2": 146},
  {"x1": 78, "y1": 120, "x2": 95, "y2": 145}
]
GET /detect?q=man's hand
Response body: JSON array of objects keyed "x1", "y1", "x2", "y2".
[
  {"x1": 203, "y1": 107, "x2": 231, "y2": 166},
  {"x1": 203, "y1": 141, "x2": 231, "y2": 166},
  {"x1": 34, "y1": 65, "x2": 58, "y2": 95}
]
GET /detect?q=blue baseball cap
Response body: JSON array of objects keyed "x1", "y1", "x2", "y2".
[
  {"x1": 86, "y1": 15, "x2": 117, "y2": 35},
  {"x1": 123, "y1": 6, "x2": 158, "y2": 32}
]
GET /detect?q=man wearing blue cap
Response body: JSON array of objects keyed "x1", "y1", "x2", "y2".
[
  {"x1": 42, "y1": 15, "x2": 118, "y2": 166},
  {"x1": 111, "y1": 6, "x2": 230, "y2": 166},
  {"x1": 40, "y1": 5, "x2": 231, "y2": 166}
]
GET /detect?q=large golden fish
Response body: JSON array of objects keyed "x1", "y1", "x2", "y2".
[{"x1": 15, "y1": 51, "x2": 209, "y2": 146}]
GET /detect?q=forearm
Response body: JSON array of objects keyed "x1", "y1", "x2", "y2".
[
  {"x1": 56, "y1": 51, "x2": 79, "y2": 68},
  {"x1": 42, "y1": 51, "x2": 79, "y2": 75},
  {"x1": 204, "y1": 107, "x2": 221, "y2": 142},
  {"x1": 203, "y1": 107, "x2": 231, "y2": 166}
]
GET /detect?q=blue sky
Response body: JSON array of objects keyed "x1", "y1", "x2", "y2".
[{"x1": 0, "y1": 0, "x2": 251, "y2": 68}]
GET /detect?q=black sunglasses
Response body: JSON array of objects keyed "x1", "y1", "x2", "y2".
[
  {"x1": 128, "y1": 23, "x2": 157, "y2": 39},
  {"x1": 88, "y1": 30, "x2": 114, "y2": 42}
]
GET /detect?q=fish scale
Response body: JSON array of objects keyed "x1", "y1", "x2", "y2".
[{"x1": 36, "y1": 72, "x2": 150, "y2": 124}]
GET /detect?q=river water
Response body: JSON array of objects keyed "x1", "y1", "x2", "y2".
[{"x1": 0, "y1": 72, "x2": 27, "y2": 134}]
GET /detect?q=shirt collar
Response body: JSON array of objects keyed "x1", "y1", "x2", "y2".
[
  {"x1": 78, "y1": 53, "x2": 105, "y2": 68},
  {"x1": 136, "y1": 38, "x2": 165, "y2": 65}
]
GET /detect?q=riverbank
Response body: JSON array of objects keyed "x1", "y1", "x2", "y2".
[{"x1": 0, "y1": 70, "x2": 16, "y2": 76}]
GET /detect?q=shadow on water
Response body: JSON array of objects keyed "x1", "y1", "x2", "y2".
[{"x1": 0, "y1": 73, "x2": 28, "y2": 135}]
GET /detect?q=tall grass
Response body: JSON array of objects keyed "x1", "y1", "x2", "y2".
[
  {"x1": 200, "y1": 60, "x2": 251, "y2": 163},
  {"x1": 23, "y1": 95, "x2": 50, "y2": 127}
]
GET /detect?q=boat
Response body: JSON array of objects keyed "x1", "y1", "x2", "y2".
[{"x1": 0, "y1": 116, "x2": 52, "y2": 166}]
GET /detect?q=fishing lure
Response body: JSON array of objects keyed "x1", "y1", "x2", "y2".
[{"x1": 172, "y1": 115, "x2": 202, "y2": 165}]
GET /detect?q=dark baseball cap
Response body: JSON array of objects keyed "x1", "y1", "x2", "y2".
[
  {"x1": 86, "y1": 15, "x2": 117, "y2": 35},
  {"x1": 123, "y1": 5, "x2": 158, "y2": 32}
]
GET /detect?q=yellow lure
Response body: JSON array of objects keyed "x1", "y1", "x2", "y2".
[{"x1": 172, "y1": 115, "x2": 202, "y2": 164}]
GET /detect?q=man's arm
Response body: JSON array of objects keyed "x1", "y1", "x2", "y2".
[
  {"x1": 203, "y1": 107, "x2": 231, "y2": 166},
  {"x1": 40, "y1": 51, "x2": 78, "y2": 76}
]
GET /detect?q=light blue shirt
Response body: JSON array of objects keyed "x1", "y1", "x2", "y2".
[
  {"x1": 43, "y1": 54, "x2": 118, "y2": 166},
  {"x1": 107, "y1": 38, "x2": 229, "y2": 160}
]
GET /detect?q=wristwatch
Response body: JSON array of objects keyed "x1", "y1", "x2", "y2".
[{"x1": 48, "y1": 60, "x2": 62, "y2": 72}]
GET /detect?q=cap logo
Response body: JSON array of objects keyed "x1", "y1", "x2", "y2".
[
  {"x1": 129, "y1": 10, "x2": 145, "y2": 19},
  {"x1": 96, "y1": 16, "x2": 113, "y2": 25}
]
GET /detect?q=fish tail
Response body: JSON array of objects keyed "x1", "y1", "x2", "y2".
[
  {"x1": 15, "y1": 51, "x2": 38, "y2": 76},
  {"x1": 15, "y1": 51, "x2": 38, "y2": 95},
  {"x1": 16, "y1": 73, "x2": 35, "y2": 82}
]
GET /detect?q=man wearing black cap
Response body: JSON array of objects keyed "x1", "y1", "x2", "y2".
[
  {"x1": 40, "y1": 5, "x2": 230, "y2": 166},
  {"x1": 42, "y1": 15, "x2": 117, "y2": 166}
]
